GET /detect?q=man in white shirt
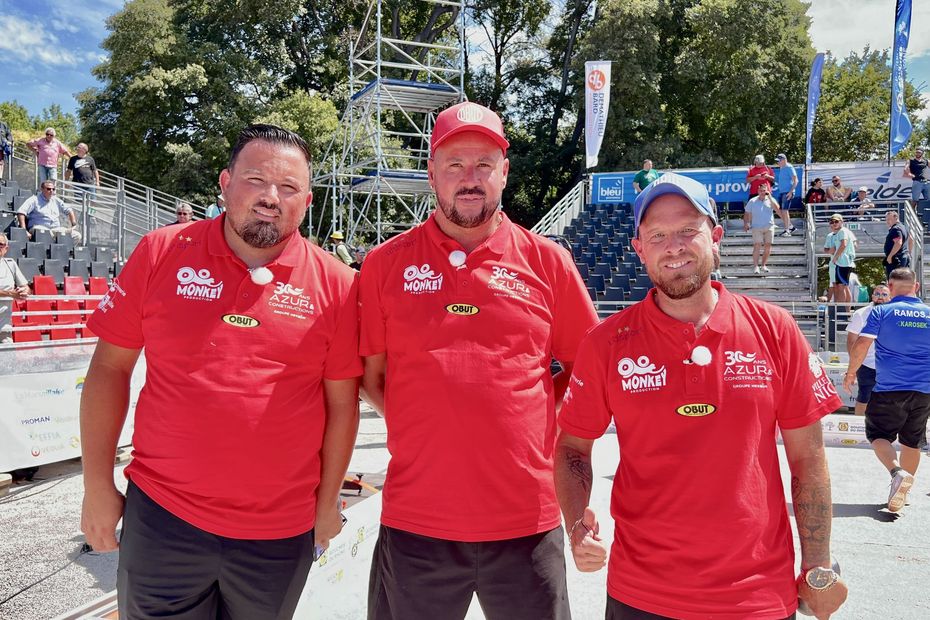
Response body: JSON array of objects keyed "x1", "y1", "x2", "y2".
[{"x1": 846, "y1": 284, "x2": 891, "y2": 415}]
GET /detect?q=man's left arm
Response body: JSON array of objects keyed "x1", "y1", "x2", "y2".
[
  {"x1": 315, "y1": 377, "x2": 360, "y2": 552},
  {"x1": 782, "y1": 424, "x2": 848, "y2": 617},
  {"x1": 887, "y1": 237, "x2": 903, "y2": 262},
  {"x1": 843, "y1": 335, "x2": 873, "y2": 393}
]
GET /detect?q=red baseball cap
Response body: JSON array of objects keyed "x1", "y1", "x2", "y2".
[{"x1": 431, "y1": 101, "x2": 509, "y2": 156}]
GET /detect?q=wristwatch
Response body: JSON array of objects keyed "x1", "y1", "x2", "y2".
[{"x1": 803, "y1": 566, "x2": 839, "y2": 590}]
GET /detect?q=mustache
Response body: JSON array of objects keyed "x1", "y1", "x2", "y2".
[
  {"x1": 252, "y1": 201, "x2": 281, "y2": 214},
  {"x1": 456, "y1": 188, "x2": 486, "y2": 197}
]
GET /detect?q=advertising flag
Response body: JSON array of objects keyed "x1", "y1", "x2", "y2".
[
  {"x1": 585, "y1": 61, "x2": 612, "y2": 169},
  {"x1": 890, "y1": 0, "x2": 912, "y2": 157},
  {"x1": 806, "y1": 53, "x2": 825, "y2": 166}
]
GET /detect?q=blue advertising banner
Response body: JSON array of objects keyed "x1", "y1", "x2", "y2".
[
  {"x1": 806, "y1": 53, "x2": 825, "y2": 165},
  {"x1": 591, "y1": 166, "x2": 803, "y2": 205},
  {"x1": 890, "y1": 0, "x2": 912, "y2": 157}
]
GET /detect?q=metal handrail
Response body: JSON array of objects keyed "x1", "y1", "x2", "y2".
[
  {"x1": 806, "y1": 203, "x2": 817, "y2": 299},
  {"x1": 531, "y1": 180, "x2": 587, "y2": 236}
]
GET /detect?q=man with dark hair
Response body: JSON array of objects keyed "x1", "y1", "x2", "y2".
[
  {"x1": 883, "y1": 210, "x2": 910, "y2": 279},
  {"x1": 844, "y1": 267, "x2": 930, "y2": 513},
  {"x1": 556, "y1": 172, "x2": 847, "y2": 619},
  {"x1": 903, "y1": 146, "x2": 929, "y2": 207},
  {"x1": 632, "y1": 159, "x2": 659, "y2": 194},
  {"x1": 80, "y1": 123, "x2": 361, "y2": 618},
  {"x1": 359, "y1": 101, "x2": 597, "y2": 619}
]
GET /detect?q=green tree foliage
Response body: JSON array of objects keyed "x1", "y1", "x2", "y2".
[
  {"x1": 813, "y1": 48, "x2": 926, "y2": 162},
  {"x1": 0, "y1": 101, "x2": 33, "y2": 133}
]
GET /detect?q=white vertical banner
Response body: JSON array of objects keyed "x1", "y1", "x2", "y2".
[{"x1": 585, "y1": 60, "x2": 612, "y2": 169}]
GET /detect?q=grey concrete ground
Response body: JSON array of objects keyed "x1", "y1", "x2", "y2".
[{"x1": 1, "y1": 406, "x2": 927, "y2": 619}]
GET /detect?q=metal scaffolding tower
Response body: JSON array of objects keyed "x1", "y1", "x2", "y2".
[{"x1": 314, "y1": 0, "x2": 465, "y2": 245}]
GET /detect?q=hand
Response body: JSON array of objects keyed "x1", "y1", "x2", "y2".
[
  {"x1": 798, "y1": 577, "x2": 848, "y2": 619},
  {"x1": 743, "y1": 223, "x2": 750, "y2": 232},
  {"x1": 80, "y1": 485, "x2": 125, "y2": 552},
  {"x1": 842, "y1": 371, "x2": 856, "y2": 394},
  {"x1": 24, "y1": 231, "x2": 31, "y2": 240},
  {"x1": 314, "y1": 501, "x2": 346, "y2": 553},
  {"x1": 12, "y1": 286, "x2": 29, "y2": 300},
  {"x1": 886, "y1": 257, "x2": 892, "y2": 264},
  {"x1": 568, "y1": 506, "x2": 608, "y2": 572}
]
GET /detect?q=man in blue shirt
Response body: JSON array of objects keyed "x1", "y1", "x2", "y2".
[
  {"x1": 16, "y1": 180, "x2": 81, "y2": 242},
  {"x1": 844, "y1": 268, "x2": 930, "y2": 513},
  {"x1": 774, "y1": 154, "x2": 797, "y2": 236}
]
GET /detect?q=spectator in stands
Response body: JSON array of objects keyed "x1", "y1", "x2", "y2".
[
  {"x1": 0, "y1": 117, "x2": 11, "y2": 181},
  {"x1": 844, "y1": 268, "x2": 930, "y2": 513},
  {"x1": 805, "y1": 178, "x2": 826, "y2": 204},
  {"x1": 774, "y1": 154, "x2": 798, "y2": 236},
  {"x1": 903, "y1": 146, "x2": 929, "y2": 207},
  {"x1": 823, "y1": 213, "x2": 854, "y2": 306},
  {"x1": 166, "y1": 203, "x2": 194, "y2": 226},
  {"x1": 205, "y1": 194, "x2": 226, "y2": 219},
  {"x1": 27, "y1": 128, "x2": 71, "y2": 183},
  {"x1": 743, "y1": 182, "x2": 777, "y2": 274},
  {"x1": 852, "y1": 186, "x2": 874, "y2": 218},
  {"x1": 16, "y1": 180, "x2": 82, "y2": 242},
  {"x1": 826, "y1": 175, "x2": 851, "y2": 202},
  {"x1": 883, "y1": 210, "x2": 911, "y2": 279},
  {"x1": 0, "y1": 232, "x2": 30, "y2": 344},
  {"x1": 745, "y1": 154, "x2": 774, "y2": 200},
  {"x1": 632, "y1": 159, "x2": 659, "y2": 194},
  {"x1": 330, "y1": 231, "x2": 353, "y2": 266},
  {"x1": 79, "y1": 123, "x2": 360, "y2": 618},
  {"x1": 846, "y1": 284, "x2": 891, "y2": 416},
  {"x1": 65, "y1": 143, "x2": 100, "y2": 199}
]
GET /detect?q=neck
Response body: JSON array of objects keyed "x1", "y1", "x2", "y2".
[
  {"x1": 433, "y1": 209, "x2": 502, "y2": 253},
  {"x1": 654, "y1": 282, "x2": 719, "y2": 333},
  {"x1": 223, "y1": 220, "x2": 291, "y2": 269}
]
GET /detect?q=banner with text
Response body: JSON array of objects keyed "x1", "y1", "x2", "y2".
[
  {"x1": 808, "y1": 162, "x2": 912, "y2": 201},
  {"x1": 584, "y1": 61, "x2": 612, "y2": 169},
  {"x1": 591, "y1": 165, "x2": 803, "y2": 205},
  {"x1": 890, "y1": 0, "x2": 913, "y2": 157},
  {"x1": 0, "y1": 347, "x2": 144, "y2": 471}
]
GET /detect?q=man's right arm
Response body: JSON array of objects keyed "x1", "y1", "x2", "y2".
[
  {"x1": 80, "y1": 340, "x2": 142, "y2": 552},
  {"x1": 555, "y1": 431, "x2": 608, "y2": 572},
  {"x1": 360, "y1": 352, "x2": 386, "y2": 416}
]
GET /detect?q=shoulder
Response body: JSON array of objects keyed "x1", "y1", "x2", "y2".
[{"x1": 365, "y1": 226, "x2": 422, "y2": 266}]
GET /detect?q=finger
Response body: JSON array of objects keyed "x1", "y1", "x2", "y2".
[{"x1": 582, "y1": 506, "x2": 598, "y2": 535}]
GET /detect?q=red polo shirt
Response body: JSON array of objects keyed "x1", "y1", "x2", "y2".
[
  {"x1": 88, "y1": 217, "x2": 361, "y2": 540},
  {"x1": 560, "y1": 282, "x2": 841, "y2": 619},
  {"x1": 359, "y1": 212, "x2": 598, "y2": 541},
  {"x1": 747, "y1": 164, "x2": 774, "y2": 197}
]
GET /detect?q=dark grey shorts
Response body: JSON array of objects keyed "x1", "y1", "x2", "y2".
[
  {"x1": 865, "y1": 390, "x2": 930, "y2": 448},
  {"x1": 367, "y1": 524, "x2": 571, "y2": 620},
  {"x1": 118, "y1": 481, "x2": 315, "y2": 620}
]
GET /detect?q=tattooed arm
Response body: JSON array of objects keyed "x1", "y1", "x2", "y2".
[
  {"x1": 782, "y1": 422, "x2": 848, "y2": 618},
  {"x1": 554, "y1": 431, "x2": 607, "y2": 572}
]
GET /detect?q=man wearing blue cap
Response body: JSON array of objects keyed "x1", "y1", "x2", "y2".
[{"x1": 554, "y1": 173, "x2": 848, "y2": 619}]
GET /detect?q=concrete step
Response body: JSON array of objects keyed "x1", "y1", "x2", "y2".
[
  {"x1": 721, "y1": 267, "x2": 808, "y2": 277},
  {"x1": 722, "y1": 279, "x2": 811, "y2": 290},
  {"x1": 723, "y1": 234, "x2": 808, "y2": 245},
  {"x1": 741, "y1": 291, "x2": 815, "y2": 302},
  {"x1": 720, "y1": 254, "x2": 807, "y2": 264}
]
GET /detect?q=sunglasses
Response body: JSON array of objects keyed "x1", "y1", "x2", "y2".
[
  {"x1": 42, "y1": 187, "x2": 56, "y2": 191},
  {"x1": 0, "y1": 243, "x2": 8, "y2": 248}
]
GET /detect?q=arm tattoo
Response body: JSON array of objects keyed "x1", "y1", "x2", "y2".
[
  {"x1": 791, "y1": 474, "x2": 833, "y2": 566},
  {"x1": 565, "y1": 448, "x2": 593, "y2": 494}
]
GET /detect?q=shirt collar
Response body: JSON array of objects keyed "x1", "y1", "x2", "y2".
[
  {"x1": 422, "y1": 209, "x2": 512, "y2": 257},
  {"x1": 206, "y1": 213, "x2": 304, "y2": 267},
  {"x1": 642, "y1": 280, "x2": 732, "y2": 335}
]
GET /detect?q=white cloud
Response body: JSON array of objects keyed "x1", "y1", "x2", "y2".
[
  {"x1": 50, "y1": 17, "x2": 80, "y2": 34},
  {"x1": 0, "y1": 15, "x2": 78, "y2": 66},
  {"x1": 807, "y1": 0, "x2": 930, "y2": 59}
]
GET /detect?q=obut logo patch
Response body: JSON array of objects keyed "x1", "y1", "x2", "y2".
[
  {"x1": 675, "y1": 403, "x2": 716, "y2": 417},
  {"x1": 446, "y1": 303, "x2": 479, "y2": 316},
  {"x1": 222, "y1": 314, "x2": 260, "y2": 328}
]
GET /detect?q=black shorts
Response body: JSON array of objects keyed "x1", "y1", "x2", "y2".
[
  {"x1": 834, "y1": 266, "x2": 853, "y2": 286},
  {"x1": 856, "y1": 365, "x2": 877, "y2": 404},
  {"x1": 865, "y1": 390, "x2": 930, "y2": 448},
  {"x1": 606, "y1": 596, "x2": 796, "y2": 619},
  {"x1": 118, "y1": 481, "x2": 315, "y2": 620},
  {"x1": 367, "y1": 525, "x2": 570, "y2": 620}
]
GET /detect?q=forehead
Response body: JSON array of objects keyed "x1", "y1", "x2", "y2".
[
  {"x1": 433, "y1": 132, "x2": 504, "y2": 160},
  {"x1": 231, "y1": 140, "x2": 310, "y2": 180}
]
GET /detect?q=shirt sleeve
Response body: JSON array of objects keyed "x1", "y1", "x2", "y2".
[
  {"x1": 85, "y1": 237, "x2": 153, "y2": 349},
  {"x1": 16, "y1": 197, "x2": 34, "y2": 216},
  {"x1": 551, "y1": 258, "x2": 599, "y2": 364},
  {"x1": 846, "y1": 308, "x2": 866, "y2": 335},
  {"x1": 358, "y1": 256, "x2": 386, "y2": 357},
  {"x1": 13, "y1": 262, "x2": 27, "y2": 287},
  {"x1": 773, "y1": 310, "x2": 841, "y2": 429},
  {"x1": 558, "y1": 329, "x2": 612, "y2": 439},
  {"x1": 323, "y1": 273, "x2": 363, "y2": 380},
  {"x1": 860, "y1": 305, "x2": 882, "y2": 338}
]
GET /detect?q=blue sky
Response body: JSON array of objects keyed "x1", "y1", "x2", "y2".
[{"x1": 1, "y1": 0, "x2": 929, "y2": 122}]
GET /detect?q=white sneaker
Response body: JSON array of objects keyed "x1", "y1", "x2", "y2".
[
  {"x1": 888, "y1": 469, "x2": 914, "y2": 512},
  {"x1": 780, "y1": 230, "x2": 792, "y2": 237},
  {"x1": 753, "y1": 266, "x2": 760, "y2": 274},
  {"x1": 761, "y1": 266, "x2": 770, "y2": 273}
]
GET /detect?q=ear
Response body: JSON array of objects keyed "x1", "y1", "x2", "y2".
[{"x1": 219, "y1": 169, "x2": 230, "y2": 194}]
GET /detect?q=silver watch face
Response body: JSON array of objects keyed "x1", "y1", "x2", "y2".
[{"x1": 806, "y1": 567, "x2": 836, "y2": 589}]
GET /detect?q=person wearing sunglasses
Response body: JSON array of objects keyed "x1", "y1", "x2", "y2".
[
  {"x1": 16, "y1": 180, "x2": 81, "y2": 242},
  {"x1": 0, "y1": 232, "x2": 30, "y2": 344},
  {"x1": 845, "y1": 284, "x2": 891, "y2": 416},
  {"x1": 165, "y1": 202, "x2": 194, "y2": 225},
  {"x1": 826, "y1": 176, "x2": 851, "y2": 203},
  {"x1": 26, "y1": 127, "x2": 72, "y2": 183}
]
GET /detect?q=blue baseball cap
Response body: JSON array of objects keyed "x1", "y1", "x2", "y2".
[{"x1": 633, "y1": 172, "x2": 717, "y2": 237}]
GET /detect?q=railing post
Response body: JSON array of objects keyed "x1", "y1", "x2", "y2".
[{"x1": 117, "y1": 190, "x2": 126, "y2": 259}]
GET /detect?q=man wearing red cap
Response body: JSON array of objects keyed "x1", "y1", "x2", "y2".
[
  {"x1": 359, "y1": 101, "x2": 597, "y2": 619},
  {"x1": 555, "y1": 173, "x2": 848, "y2": 619}
]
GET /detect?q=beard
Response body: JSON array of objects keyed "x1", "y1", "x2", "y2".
[
  {"x1": 437, "y1": 188, "x2": 499, "y2": 228},
  {"x1": 649, "y1": 249, "x2": 716, "y2": 300},
  {"x1": 231, "y1": 201, "x2": 289, "y2": 248}
]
